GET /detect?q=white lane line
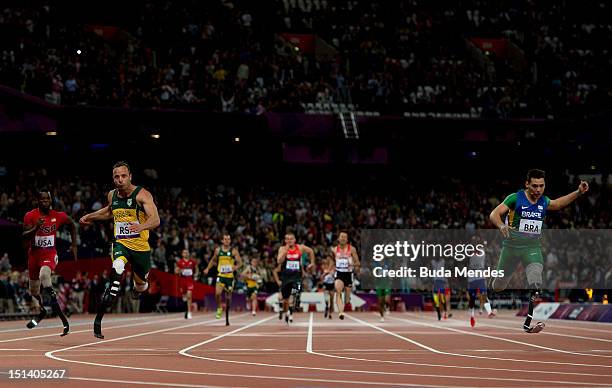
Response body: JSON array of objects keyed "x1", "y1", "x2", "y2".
[
  {"x1": 417, "y1": 317, "x2": 612, "y2": 342},
  {"x1": 475, "y1": 319, "x2": 612, "y2": 343},
  {"x1": 391, "y1": 315, "x2": 612, "y2": 358},
  {"x1": 307, "y1": 314, "x2": 612, "y2": 385},
  {"x1": 0, "y1": 316, "x2": 186, "y2": 344},
  {"x1": 46, "y1": 315, "x2": 245, "y2": 360},
  {"x1": 69, "y1": 375, "x2": 245, "y2": 388},
  {"x1": 0, "y1": 315, "x2": 158, "y2": 334},
  {"x1": 348, "y1": 314, "x2": 612, "y2": 369},
  {"x1": 43, "y1": 314, "x2": 427, "y2": 387},
  {"x1": 0, "y1": 348, "x2": 33, "y2": 351},
  {"x1": 306, "y1": 312, "x2": 313, "y2": 352},
  {"x1": 477, "y1": 315, "x2": 612, "y2": 333},
  {"x1": 179, "y1": 316, "x2": 275, "y2": 353}
]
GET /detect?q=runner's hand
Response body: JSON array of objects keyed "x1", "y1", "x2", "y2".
[
  {"x1": 79, "y1": 215, "x2": 91, "y2": 225},
  {"x1": 37, "y1": 217, "x2": 45, "y2": 228},
  {"x1": 499, "y1": 224, "x2": 512, "y2": 238},
  {"x1": 578, "y1": 181, "x2": 589, "y2": 195}
]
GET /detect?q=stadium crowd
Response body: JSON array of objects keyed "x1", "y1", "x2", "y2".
[{"x1": 0, "y1": 0, "x2": 610, "y2": 118}]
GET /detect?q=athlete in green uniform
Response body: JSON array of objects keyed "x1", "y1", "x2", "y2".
[
  {"x1": 489, "y1": 169, "x2": 588, "y2": 333},
  {"x1": 203, "y1": 234, "x2": 242, "y2": 325},
  {"x1": 80, "y1": 161, "x2": 160, "y2": 339}
]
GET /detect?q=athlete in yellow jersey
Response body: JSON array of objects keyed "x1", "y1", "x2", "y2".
[
  {"x1": 203, "y1": 234, "x2": 242, "y2": 323},
  {"x1": 80, "y1": 161, "x2": 160, "y2": 339},
  {"x1": 241, "y1": 257, "x2": 264, "y2": 316}
]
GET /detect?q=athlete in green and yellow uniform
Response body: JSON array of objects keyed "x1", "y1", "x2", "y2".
[
  {"x1": 241, "y1": 257, "x2": 263, "y2": 316},
  {"x1": 203, "y1": 234, "x2": 242, "y2": 322},
  {"x1": 80, "y1": 161, "x2": 160, "y2": 339},
  {"x1": 490, "y1": 169, "x2": 588, "y2": 333}
]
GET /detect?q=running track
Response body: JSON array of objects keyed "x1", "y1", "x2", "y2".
[{"x1": 0, "y1": 310, "x2": 611, "y2": 387}]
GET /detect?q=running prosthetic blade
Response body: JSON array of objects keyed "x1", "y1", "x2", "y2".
[
  {"x1": 524, "y1": 322, "x2": 545, "y2": 333},
  {"x1": 26, "y1": 307, "x2": 48, "y2": 329}
]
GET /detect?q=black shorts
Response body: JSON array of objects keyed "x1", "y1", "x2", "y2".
[
  {"x1": 281, "y1": 277, "x2": 301, "y2": 300},
  {"x1": 324, "y1": 283, "x2": 335, "y2": 291},
  {"x1": 335, "y1": 271, "x2": 353, "y2": 287}
]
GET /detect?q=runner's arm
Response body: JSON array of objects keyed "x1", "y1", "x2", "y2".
[
  {"x1": 132, "y1": 189, "x2": 160, "y2": 232},
  {"x1": 277, "y1": 246, "x2": 288, "y2": 265},
  {"x1": 548, "y1": 181, "x2": 589, "y2": 211},
  {"x1": 67, "y1": 216, "x2": 78, "y2": 260},
  {"x1": 22, "y1": 214, "x2": 43, "y2": 240},
  {"x1": 302, "y1": 245, "x2": 315, "y2": 271},
  {"x1": 233, "y1": 248, "x2": 243, "y2": 271},
  {"x1": 351, "y1": 246, "x2": 361, "y2": 273},
  {"x1": 272, "y1": 264, "x2": 281, "y2": 285},
  {"x1": 80, "y1": 191, "x2": 114, "y2": 224},
  {"x1": 203, "y1": 248, "x2": 219, "y2": 274}
]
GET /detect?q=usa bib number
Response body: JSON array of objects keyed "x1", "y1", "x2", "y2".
[
  {"x1": 115, "y1": 222, "x2": 139, "y2": 239},
  {"x1": 219, "y1": 264, "x2": 233, "y2": 274},
  {"x1": 519, "y1": 219, "x2": 543, "y2": 235},
  {"x1": 181, "y1": 268, "x2": 193, "y2": 276},
  {"x1": 336, "y1": 258, "x2": 349, "y2": 271},
  {"x1": 34, "y1": 235, "x2": 55, "y2": 248},
  {"x1": 286, "y1": 261, "x2": 300, "y2": 271}
]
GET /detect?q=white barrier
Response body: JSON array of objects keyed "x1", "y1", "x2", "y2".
[{"x1": 265, "y1": 292, "x2": 366, "y2": 312}]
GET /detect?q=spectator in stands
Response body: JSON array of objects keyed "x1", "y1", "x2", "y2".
[
  {"x1": 152, "y1": 240, "x2": 168, "y2": 272},
  {"x1": 0, "y1": 252, "x2": 11, "y2": 273},
  {"x1": 71, "y1": 271, "x2": 86, "y2": 314}
]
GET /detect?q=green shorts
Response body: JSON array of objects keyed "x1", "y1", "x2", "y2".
[
  {"x1": 496, "y1": 245, "x2": 544, "y2": 274},
  {"x1": 246, "y1": 286, "x2": 258, "y2": 297},
  {"x1": 112, "y1": 243, "x2": 151, "y2": 284},
  {"x1": 376, "y1": 288, "x2": 391, "y2": 298},
  {"x1": 216, "y1": 276, "x2": 235, "y2": 291}
]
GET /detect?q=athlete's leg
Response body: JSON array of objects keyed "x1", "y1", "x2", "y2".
[
  {"x1": 225, "y1": 287, "x2": 232, "y2": 326},
  {"x1": 444, "y1": 288, "x2": 452, "y2": 318},
  {"x1": 377, "y1": 290, "x2": 385, "y2": 318},
  {"x1": 433, "y1": 290, "x2": 441, "y2": 320},
  {"x1": 385, "y1": 293, "x2": 391, "y2": 314},
  {"x1": 94, "y1": 258, "x2": 124, "y2": 339},
  {"x1": 40, "y1": 265, "x2": 69, "y2": 335},
  {"x1": 468, "y1": 289, "x2": 476, "y2": 327},
  {"x1": 277, "y1": 291, "x2": 284, "y2": 320},
  {"x1": 215, "y1": 282, "x2": 224, "y2": 319},
  {"x1": 186, "y1": 290, "x2": 193, "y2": 319},
  {"x1": 523, "y1": 262, "x2": 545, "y2": 333},
  {"x1": 344, "y1": 286, "x2": 352, "y2": 312},
  {"x1": 334, "y1": 279, "x2": 346, "y2": 319},
  {"x1": 251, "y1": 291, "x2": 257, "y2": 315},
  {"x1": 26, "y1": 277, "x2": 46, "y2": 328}
]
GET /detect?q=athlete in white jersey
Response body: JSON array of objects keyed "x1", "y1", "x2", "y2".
[
  {"x1": 466, "y1": 241, "x2": 495, "y2": 327},
  {"x1": 332, "y1": 232, "x2": 360, "y2": 320}
]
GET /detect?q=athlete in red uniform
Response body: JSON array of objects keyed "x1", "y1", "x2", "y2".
[
  {"x1": 23, "y1": 190, "x2": 77, "y2": 335},
  {"x1": 175, "y1": 249, "x2": 197, "y2": 319}
]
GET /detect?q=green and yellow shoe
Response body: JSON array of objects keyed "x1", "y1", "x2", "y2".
[{"x1": 215, "y1": 307, "x2": 222, "y2": 319}]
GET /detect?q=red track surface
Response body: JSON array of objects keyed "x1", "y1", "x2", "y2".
[{"x1": 1, "y1": 310, "x2": 611, "y2": 387}]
